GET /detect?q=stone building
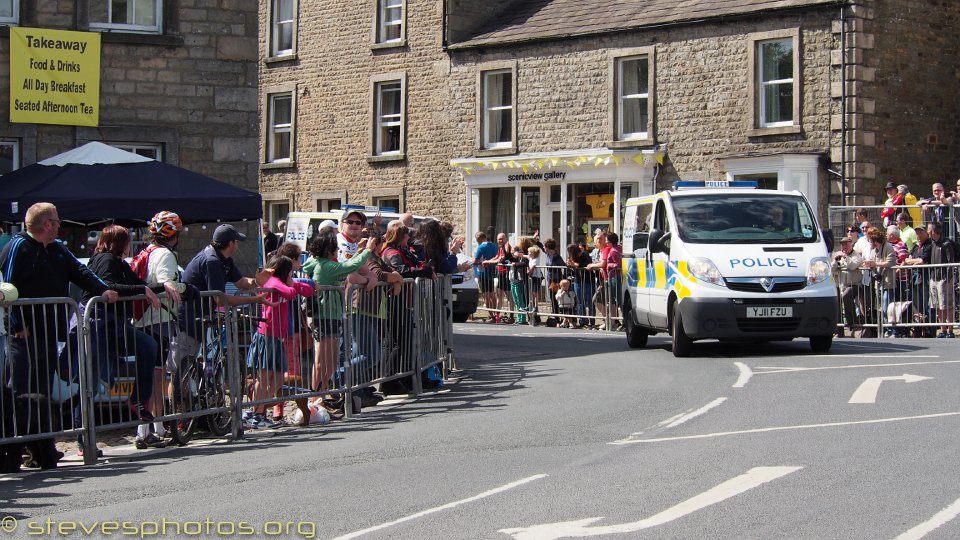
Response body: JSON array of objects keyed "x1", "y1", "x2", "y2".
[
  {"x1": 0, "y1": 0, "x2": 260, "y2": 267},
  {"x1": 259, "y1": 0, "x2": 960, "y2": 250}
]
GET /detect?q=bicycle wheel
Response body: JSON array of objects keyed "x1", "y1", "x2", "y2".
[
  {"x1": 169, "y1": 361, "x2": 200, "y2": 446},
  {"x1": 205, "y1": 353, "x2": 234, "y2": 437}
]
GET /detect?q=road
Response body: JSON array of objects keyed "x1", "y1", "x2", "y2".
[{"x1": 2, "y1": 325, "x2": 959, "y2": 539}]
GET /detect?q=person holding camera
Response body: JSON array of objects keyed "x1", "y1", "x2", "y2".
[
  {"x1": 860, "y1": 226, "x2": 899, "y2": 335},
  {"x1": 832, "y1": 236, "x2": 864, "y2": 336}
]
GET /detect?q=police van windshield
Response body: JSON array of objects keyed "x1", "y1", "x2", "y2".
[{"x1": 672, "y1": 194, "x2": 819, "y2": 244}]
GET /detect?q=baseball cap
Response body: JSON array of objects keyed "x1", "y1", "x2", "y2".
[
  {"x1": 839, "y1": 236, "x2": 853, "y2": 244},
  {"x1": 213, "y1": 224, "x2": 247, "y2": 243},
  {"x1": 884, "y1": 181, "x2": 897, "y2": 190},
  {"x1": 319, "y1": 219, "x2": 338, "y2": 231}
]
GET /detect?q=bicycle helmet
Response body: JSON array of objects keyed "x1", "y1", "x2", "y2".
[{"x1": 149, "y1": 211, "x2": 183, "y2": 238}]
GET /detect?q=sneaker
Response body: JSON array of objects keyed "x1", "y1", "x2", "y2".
[
  {"x1": 948, "y1": 332, "x2": 956, "y2": 339},
  {"x1": 134, "y1": 433, "x2": 167, "y2": 450},
  {"x1": 936, "y1": 332, "x2": 948, "y2": 338},
  {"x1": 241, "y1": 411, "x2": 260, "y2": 430},
  {"x1": 265, "y1": 416, "x2": 285, "y2": 429}
]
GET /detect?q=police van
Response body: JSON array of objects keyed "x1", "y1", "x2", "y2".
[
  {"x1": 621, "y1": 181, "x2": 837, "y2": 357},
  {"x1": 284, "y1": 206, "x2": 479, "y2": 322}
]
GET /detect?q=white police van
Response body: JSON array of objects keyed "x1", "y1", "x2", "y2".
[{"x1": 621, "y1": 181, "x2": 837, "y2": 357}]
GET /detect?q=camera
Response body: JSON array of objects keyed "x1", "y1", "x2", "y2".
[{"x1": 835, "y1": 255, "x2": 842, "y2": 262}]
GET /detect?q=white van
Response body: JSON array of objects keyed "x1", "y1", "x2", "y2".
[
  {"x1": 621, "y1": 181, "x2": 838, "y2": 357},
  {"x1": 284, "y1": 207, "x2": 479, "y2": 322}
]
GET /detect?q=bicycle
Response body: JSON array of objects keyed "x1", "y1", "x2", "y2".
[{"x1": 168, "y1": 312, "x2": 235, "y2": 446}]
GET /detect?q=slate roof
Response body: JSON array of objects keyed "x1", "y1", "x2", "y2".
[{"x1": 449, "y1": 0, "x2": 841, "y2": 49}]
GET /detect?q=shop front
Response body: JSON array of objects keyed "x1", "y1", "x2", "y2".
[{"x1": 451, "y1": 148, "x2": 665, "y2": 252}]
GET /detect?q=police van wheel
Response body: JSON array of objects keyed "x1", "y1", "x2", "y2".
[
  {"x1": 625, "y1": 311, "x2": 648, "y2": 349},
  {"x1": 810, "y1": 335, "x2": 833, "y2": 353},
  {"x1": 672, "y1": 308, "x2": 692, "y2": 358}
]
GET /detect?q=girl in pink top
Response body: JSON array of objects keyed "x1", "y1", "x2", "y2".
[{"x1": 245, "y1": 255, "x2": 315, "y2": 429}]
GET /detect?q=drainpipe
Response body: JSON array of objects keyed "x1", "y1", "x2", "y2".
[{"x1": 839, "y1": 3, "x2": 847, "y2": 203}]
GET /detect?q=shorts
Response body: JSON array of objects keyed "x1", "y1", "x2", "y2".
[
  {"x1": 929, "y1": 280, "x2": 955, "y2": 310},
  {"x1": 497, "y1": 271, "x2": 510, "y2": 292},
  {"x1": 168, "y1": 331, "x2": 200, "y2": 373},
  {"x1": 478, "y1": 271, "x2": 495, "y2": 293},
  {"x1": 246, "y1": 333, "x2": 287, "y2": 372},
  {"x1": 313, "y1": 318, "x2": 342, "y2": 341}
]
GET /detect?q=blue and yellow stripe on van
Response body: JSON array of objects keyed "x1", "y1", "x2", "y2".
[{"x1": 623, "y1": 258, "x2": 697, "y2": 300}]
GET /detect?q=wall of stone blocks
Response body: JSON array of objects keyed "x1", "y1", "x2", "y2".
[
  {"x1": 857, "y1": 0, "x2": 960, "y2": 202},
  {"x1": 260, "y1": 1, "x2": 840, "y2": 231},
  {"x1": 0, "y1": 0, "x2": 261, "y2": 271}
]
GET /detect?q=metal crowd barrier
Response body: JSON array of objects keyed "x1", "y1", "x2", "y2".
[
  {"x1": 828, "y1": 204, "x2": 959, "y2": 241},
  {"x1": 833, "y1": 262, "x2": 959, "y2": 338},
  {"x1": 474, "y1": 263, "x2": 623, "y2": 331},
  {"x1": 0, "y1": 298, "x2": 87, "y2": 465},
  {"x1": 0, "y1": 277, "x2": 456, "y2": 469}
]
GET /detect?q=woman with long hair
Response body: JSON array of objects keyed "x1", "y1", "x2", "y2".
[
  {"x1": 303, "y1": 229, "x2": 378, "y2": 413},
  {"x1": 84, "y1": 225, "x2": 178, "y2": 449}
]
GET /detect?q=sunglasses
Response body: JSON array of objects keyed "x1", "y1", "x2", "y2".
[
  {"x1": 847, "y1": 229, "x2": 857, "y2": 233},
  {"x1": 342, "y1": 219, "x2": 364, "y2": 225}
]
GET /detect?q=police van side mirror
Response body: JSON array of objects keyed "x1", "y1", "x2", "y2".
[
  {"x1": 649, "y1": 229, "x2": 671, "y2": 255},
  {"x1": 822, "y1": 228, "x2": 834, "y2": 253}
]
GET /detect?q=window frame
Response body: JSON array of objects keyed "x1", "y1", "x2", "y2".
[
  {"x1": 0, "y1": 0, "x2": 19, "y2": 25},
  {"x1": 0, "y1": 140, "x2": 21, "y2": 175},
  {"x1": 477, "y1": 61, "x2": 517, "y2": 156},
  {"x1": 369, "y1": 73, "x2": 406, "y2": 161},
  {"x1": 261, "y1": 83, "x2": 297, "y2": 168},
  {"x1": 609, "y1": 47, "x2": 655, "y2": 147},
  {"x1": 88, "y1": 0, "x2": 163, "y2": 34},
  {"x1": 747, "y1": 29, "x2": 802, "y2": 136},
  {"x1": 372, "y1": 0, "x2": 406, "y2": 48},
  {"x1": 267, "y1": 0, "x2": 297, "y2": 61},
  {"x1": 109, "y1": 142, "x2": 162, "y2": 161}
]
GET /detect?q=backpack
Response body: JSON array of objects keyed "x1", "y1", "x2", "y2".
[{"x1": 129, "y1": 244, "x2": 161, "y2": 321}]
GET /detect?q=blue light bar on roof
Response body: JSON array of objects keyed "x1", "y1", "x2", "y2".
[
  {"x1": 673, "y1": 180, "x2": 758, "y2": 190},
  {"x1": 340, "y1": 204, "x2": 397, "y2": 213}
]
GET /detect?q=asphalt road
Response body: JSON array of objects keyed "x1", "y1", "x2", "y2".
[{"x1": 2, "y1": 325, "x2": 959, "y2": 539}]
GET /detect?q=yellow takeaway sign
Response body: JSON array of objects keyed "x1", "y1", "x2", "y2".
[{"x1": 9, "y1": 27, "x2": 101, "y2": 127}]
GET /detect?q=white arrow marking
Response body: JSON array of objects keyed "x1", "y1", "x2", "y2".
[
  {"x1": 894, "y1": 495, "x2": 960, "y2": 540},
  {"x1": 500, "y1": 466, "x2": 801, "y2": 540},
  {"x1": 848, "y1": 374, "x2": 933, "y2": 404}
]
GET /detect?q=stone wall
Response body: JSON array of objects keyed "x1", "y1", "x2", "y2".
[
  {"x1": 854, "y1": 0, "x2": 960, "y2": 203},
  {"x1": 0, "y1": 0, "x2": 260, "y2": 271},
  {"x1": 260, "y1": 1, "x2": 840, "y2": 230}
]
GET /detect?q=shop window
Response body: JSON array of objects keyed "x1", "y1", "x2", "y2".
[
  {"x1": 111, "y1": 142, "x2": 161, "y2": 161},
  {"x1": 373, "y1": 78, "x2": 404, "y2": 156},
  {"x1": 481, "y1": 68, "x2": 514, "y2": 150},
  {"x1": 521, "y1": 187, "x2": 540, "y2": 237},
  {"x1": 89, "y1": 0, "x2": 162, "y2": 34},
  {"x1": 263, "y1": 87, "x2": 296, "y2": 165},
  {"x1": 474, "y1": 187, "x2": 516, "y2": 241},
  {"x1": 0, "y1": 141, "x2": 20, "y2": 174},
  {"x1": 375, "y1": 0, "x2": 404, "y2": 45},
  {"x1": 572, "y1": 183, "x2": 615, "y2": 246},
  {"x1": 269, "y1": 0, "x2": 297, "y2": 59},
  {"x1": 0, "y1": 0, "x2": 18, "y2": 25},
  {"x1": 748, "y1": 29, "x2": 800, "y2": 133}
]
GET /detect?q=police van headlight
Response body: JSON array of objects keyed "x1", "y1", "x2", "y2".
[
  {"x1": 807, "y1": 257, "x2": 831, "y2": 285},
  {"x1": 688, "y1": 257, "x2": 725, "y2": 286}
]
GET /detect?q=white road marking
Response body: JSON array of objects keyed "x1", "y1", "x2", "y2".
[
  {"x1": 894, "y1": 496, "x2": 960, "y2": 540},
  {"x1": 848, "y1": 374, "x2": 933, "y2": 404},
  {"x1": 733, "y1": 362, "x2": 753, "y2": 388},
  {"x1": 754, "y1": 359, "x2": 953, "y2": 375},
  {"x1": 330, "y1": 474, "x2": 548, "y2": 540},
  {"x1": 499, "y1": 466, "x2": 801, "y2": 539},
  {"x1": 610, "y1": 411, "x2": 960, "y2": 445},
  {"x1": 663, "y1": 398, "x2": 727, "y2": 428}
]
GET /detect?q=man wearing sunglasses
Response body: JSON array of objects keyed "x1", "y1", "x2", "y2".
[{"x1": 337, "y1": 210, "x2": 367, "y2": 262}]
